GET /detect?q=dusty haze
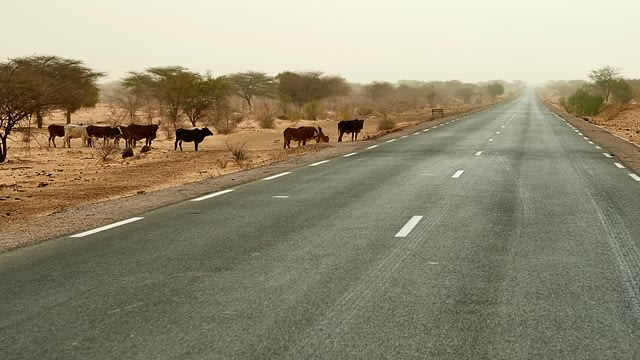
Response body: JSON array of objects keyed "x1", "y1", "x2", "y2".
[{"x1": 4, "y1": 0, "x2": 639, "y2": 84}]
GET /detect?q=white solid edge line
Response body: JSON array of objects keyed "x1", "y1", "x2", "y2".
[
  {"x1": 630, "y1": 174, "x2": 640, "y2": 182},
  {"x1": 70, "y1": 217, "x2": 145, "y2": 238},
  {"x1": 452, "y1": 170, "x2": 464, "y2": 178},
  {"x1": 191, "y1": 189, "x2": 234, "y2": 202},
  {"x1": 343, "y1": 152, "x2": 358, "y2": 157},
  {"x1": 395, "y1": 216, "x2": 424, "y2": 238},
  {"x1": 309, "y1": 160, "x2": 330, "y2": 167},
  {"x1": 263, "y1": 172, "x2": 291, "y2": 180}
]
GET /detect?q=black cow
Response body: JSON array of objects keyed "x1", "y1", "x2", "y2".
[
  {"x1": 114, "y1": 125, "x2": 130, "y2": 147},
  {"x1": 283, "y1": 126, "x2": 318, "y2": 148},
  {"x1": 175, "y1": 127, "x2": 214, "y2": 151},
  {"x1": 127, "y1": 124, "x2": 159, "y2": 147},
  {"x1": 47, "y1": 124, "x2": 65, "y2": 147},
  {"x1": 337, "y1": 119, "x2": 364, "y2": 142},
  {"x1": 86, "y1": 125, "x2": 122, "y2": 147}
]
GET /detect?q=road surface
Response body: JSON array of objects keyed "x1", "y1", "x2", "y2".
[{"x1": 2, "y1": 90, "x2": 639, "y2": 359}]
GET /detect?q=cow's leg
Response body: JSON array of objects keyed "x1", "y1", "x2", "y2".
[
  {"x1": 338, "y1": 130, "x2": 344, "y2": 142},
  {"x1": 194, "y1": 141, "x2": 199, "y2": 151}
]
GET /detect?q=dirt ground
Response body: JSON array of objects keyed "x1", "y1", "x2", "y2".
[{"x1": 1, "y1": 98, "x2": 639, "y2": 253}]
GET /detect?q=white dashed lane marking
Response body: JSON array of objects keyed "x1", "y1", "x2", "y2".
[
  {"x1": 70, "y1": 217, "x2": 145, "y2": 238},
  {"x1": 191, "y1": 189, "x2": 235, "y2": 202},
  {"x1": 614, "y1": 163, "x2": 626, "y2": 169},
  {"x1": 309, "y1": 160, "x2": 330, "y2": 167},
  {"x1": 343, "y1": 152, "x2": 358, "y2": 157},
  {"x1": 630, "y1": 174, "x2": 640, "y2": 182},
  {"x1": 395, "y1": 216, "x2": 423, "y2": 238},
  {"x1": 452, "y1": 170, "x2": 464, "y2": 178},
  {"x1": 263, "y1": 172, "x2": 291, "y2": 180}
]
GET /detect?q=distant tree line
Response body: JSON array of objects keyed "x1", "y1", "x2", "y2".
[{"x1": 1, "y1": 54, "x2": 523, "y2": 162}]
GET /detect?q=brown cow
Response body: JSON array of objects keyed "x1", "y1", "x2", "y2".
[
  {"x1": 47, "y1": 124, "x2": 65, "y2": 147},
  {"x1": 283, "y1": 126, "x2": 318, "y2": 149},
  {"x1": 127, "y1": 124, "x2": 159, "y2": 147},
  {"x1": 317, "y1": 126, "x2": 329, "y2": 143}
]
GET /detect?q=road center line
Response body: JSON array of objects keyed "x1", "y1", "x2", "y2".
[
  {"x1": 191, "y1": 189, "x2": 234, "y2": 202},
  {"x1": 263, "y1": 172, "x2": 291, "y2": 180},
  {"x1": 309, "y1": 160, "x2": 330, "y2": 167},
  {"x1": 70, "y1": 217, "x2": 145, "y2": 238},
  {"x1": 395, "y1": 216, "x2": 423, "y2": 238},
  {"x1": 452, "y1": 170, "x2": 464, "y2": 178}
]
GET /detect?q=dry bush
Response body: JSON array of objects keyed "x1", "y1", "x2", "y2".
[
  {"x1": 378, "y1": 118, "x2": 396, "y2": 130},
  {"x1": 94, "y1": 142, "x2": 118, "y2": 161},
  {"x1": 225, "y1": 140, "x2": 249, "y2": 164},
  {"x1": 255, "y1": 105, "x2": 275, "y2": 129}
]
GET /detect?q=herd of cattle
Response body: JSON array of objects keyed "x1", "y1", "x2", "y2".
[{"x1": 46, "y1": 118, "x2": 366, "y2": 152}]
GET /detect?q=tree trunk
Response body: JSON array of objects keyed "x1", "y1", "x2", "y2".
[
  {"x1": 0, "y1": 135, "x2": 7, "y2": 163},
  {"x1": 36, "y1": 111, "x2": 44, "y2": 129}
]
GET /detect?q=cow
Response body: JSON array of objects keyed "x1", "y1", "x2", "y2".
[
  {"x1": 114, "y1": 125, "x2": 130, "y2": 147},
  {"x1": 174, "y1": 127, "x2": 214, "y2": 151},
  {"x1": 337, "y1": 119, "x2": 365, "y2": 142},
  {"x1": 47, "y1": 124, "x2": 65, "y2": 147},
  {"x1": 317, "y1": 126, "x2": 329, "y2": 143},
  {"x1": 86, "y1": 125, "x2": 122, "y2": 147},
  {"x1": 126, "y1": 124, "x2": 159, "y2": 147},
  {"x1": 283, "y1": 126, "x2": 318, "y2": 149},
  {"x1": 63, "y1": 124, "x2": 90, "y2": 148}
]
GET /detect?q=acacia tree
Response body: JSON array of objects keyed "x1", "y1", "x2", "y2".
[
  {"x1": 589, "y1": 65, "x2": 621, "y2": 104},
  {"x1": 486, "y1": 82, "x2": 504, "y2": 104},
  {"x1": 364, "y1": 81, "x2": 394, "y2": 101},
  {"x1": 276, "y1": 71, "x2": 349, "y2": 114},
  {"x1": 182, "y1": 73, "x2": 231, "y2": 126},
  {"x1": 124, "y1": 67, "x2": 200, "y2": 129},
  {"x1": 121, "y1": 73, "x2": 156, "y2": 123},
  {"x1": 0, "y1": 59, "x2": 49, "y2": 162},
  {"x1": 9, "y1": 56, "x2": 103, "y2": 126},
  {"x1": 227, "y1": 71, "x2": 275, "y2": 111}
]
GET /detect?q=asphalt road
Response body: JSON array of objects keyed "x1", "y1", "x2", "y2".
[{"x1": 2, "y1": 90, "x2": 640, "y2": 359}]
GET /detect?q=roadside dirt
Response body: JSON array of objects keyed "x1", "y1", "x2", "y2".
[{"x1": 1, "y1": 98, "x2": 638, "y2": 253}]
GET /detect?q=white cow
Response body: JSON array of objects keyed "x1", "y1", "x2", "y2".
[{"x1": 63, "y1": 124, "x2": 90, "y2": 148}]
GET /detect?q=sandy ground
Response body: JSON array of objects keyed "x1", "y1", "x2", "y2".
[{"x1": 1, "y1": 99, "x2": 638, "y2": 253}]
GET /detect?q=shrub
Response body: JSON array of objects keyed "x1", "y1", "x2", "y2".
[
  {"x1": 378, "y1": 118, "x2": 396, "y2": 131},
  {"x1": 226, "y1": 140, "x2": 249, "y2": 164},
  {"x1": 303, "y1": 101, "x2": 322, "y2": 120},
  {"x1": 564, "y1": 87, "x2": 604, "y2": 117}
]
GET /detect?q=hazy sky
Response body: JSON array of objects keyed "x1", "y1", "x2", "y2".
[{"x1": 4, "y1": 0, "x2": 639, "y2": 85}]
